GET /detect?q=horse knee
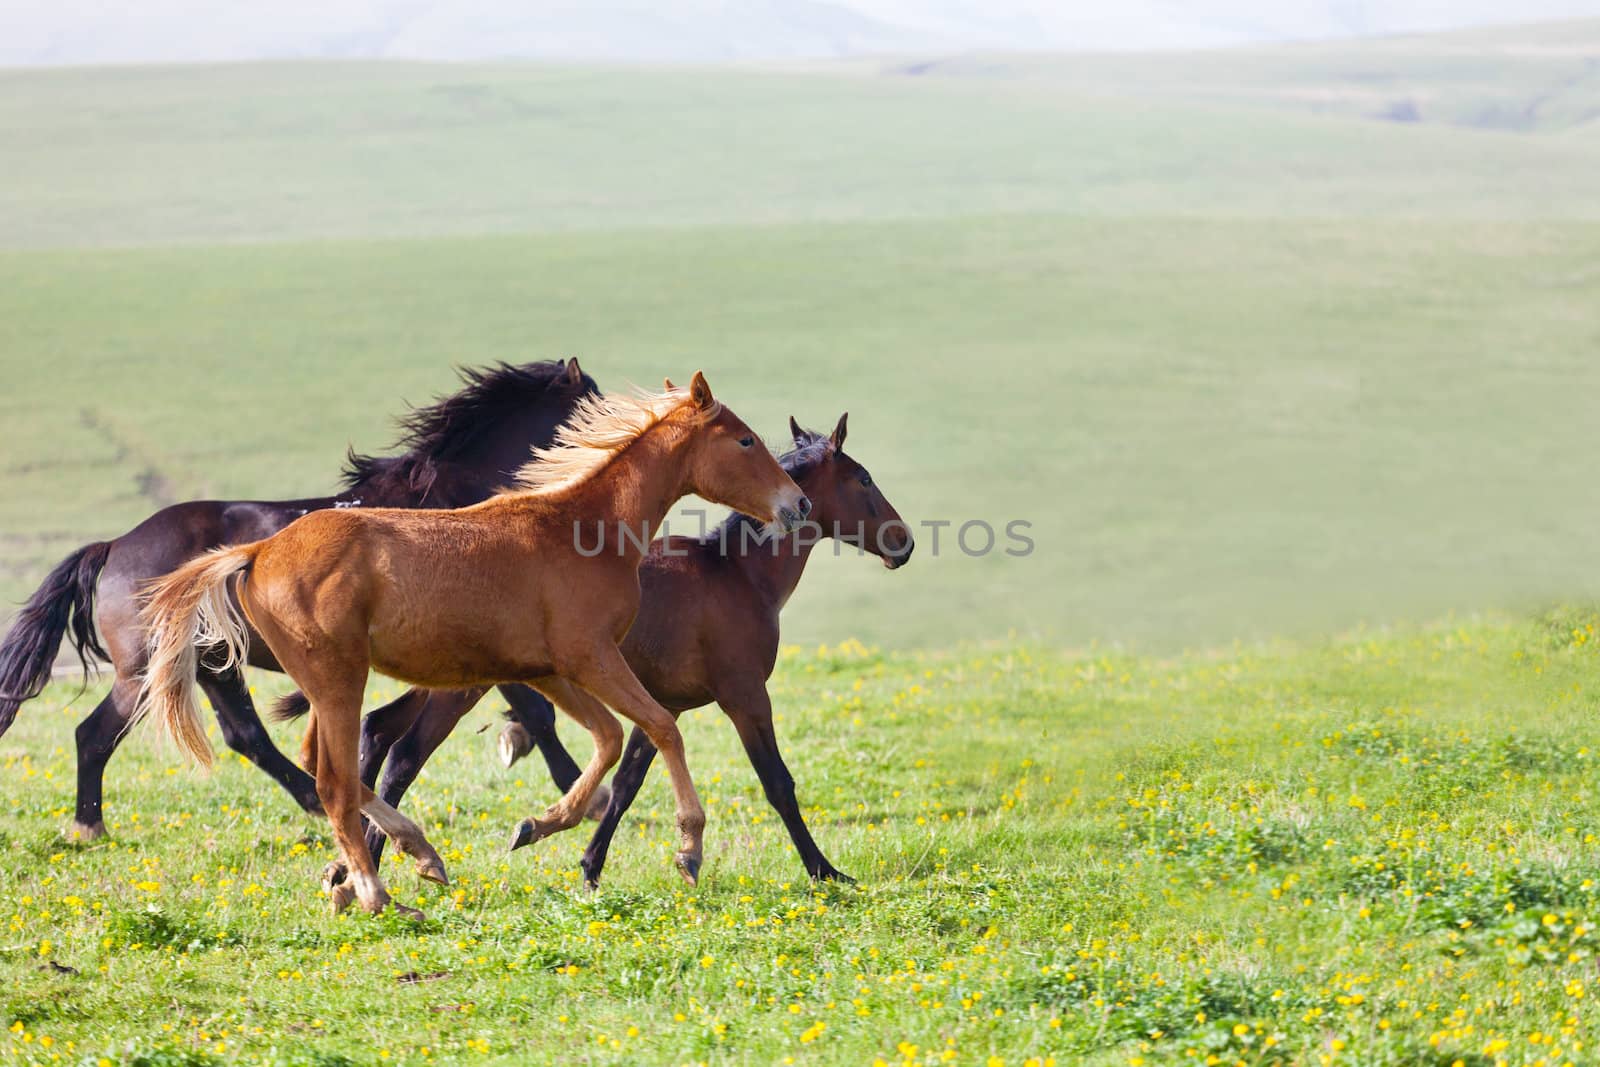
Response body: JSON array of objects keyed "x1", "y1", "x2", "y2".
[
  {"x1": 643, "y1": 719, "x2": 684, "y2": 758},
  {"x1": 316, "y1": 774, "x2": 359, "y2": 813},
  {"x1": 216, "y1": 714, "x2": 264, "y2": 754},
  {"x1": 516, "y1": 696, "x2": 558, "y2": 735},
  {"x1": 74, "y1": 715, "x2": 119, "y2": 760}
]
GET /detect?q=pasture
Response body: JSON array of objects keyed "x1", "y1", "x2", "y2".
[
  {"x1": 4, "y1": 22, "x2": 1600, "y2": 650},
  {"x1": 1, "y1": 612, "x2": 1598, "y2": 1065},
  {"x1": 1, "y1": 15, "x2": 1599, "y2": 1066}
]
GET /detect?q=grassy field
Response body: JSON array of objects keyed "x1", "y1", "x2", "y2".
[
  {"x1": 2, "y1": 48, "x2": 1598, "y2": 251},
  {"x1": 1, "y1": 22, "x2": 1599, "y2": 1066},
  {"x1": 888, "y1": 18, "x2": 1600, "y2": 133},
  {"x1": 5, "y1": 213, "x2": 1600, "y2": 649},
  {"x1": 0, "y1": 612, "x2": 1596, "y2": 1065},
  {"x1": 3, "y1": 25, "x2": 1599, "y2": 649}
]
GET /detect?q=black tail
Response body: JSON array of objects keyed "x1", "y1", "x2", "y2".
[
  {"x1": 272, "y1": 690, "x2": 312, "y2": 721},
  {"x1": 0, "y1": 541, "x2": 112, "y2": 736}
]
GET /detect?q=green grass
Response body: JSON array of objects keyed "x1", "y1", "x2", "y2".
[
  {"x1": 5, "y1": 214, "x2": 1600, "y2": 649},
  {"x1": 2, "y1": 21, "x2": 1599, "y2": 1067},
  {"x1": 1, "y1": 44, "x2": 1598, "y2": 251},
  {"x1": 2, "y1": 35, "x2": 1598, "y2": 650},
  {"x1": 0, "y1": 611, "x2": 1597, "y2": 1064},
  {"x1": 895, "y1": 17, "x2": 1600, "y2": 133}
]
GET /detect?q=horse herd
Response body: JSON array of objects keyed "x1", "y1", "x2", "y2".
[{"x1": 0, "y1": 360, "x2": 913, "y2": 919}]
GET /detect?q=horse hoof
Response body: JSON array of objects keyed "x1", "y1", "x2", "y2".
[
  {"x1": 67, "y1": 820, "x2": 105, "y2": 843},
  {"x1": 508, "y1": 818, "x2": 541, "y2": 852},
  {"x1": 321, "y1": 861, "x2": 349, "y2": 893},
  {"x1": 509, "y1": 817, "x2": 561, "y2": 851},
  {"x1": 584, "y1": 784, "x2": 612, "y2": 822},
  {"x1": 816, "y1": 867, "x2": 857, "y2": 885},
  {"x1": 415, "y1": 859, "x2": 449, "y2": 886},
  {"x1": 498, "y1": 723, "x2": 533, "y2": 768},
  {"x1": 675, "y1": 853, "x2": 702, "y2": 887},
  {"x1": 580, "y1": 858, "x2": 602, "y2": 891},
  {"x1": 391, "y1": 902, "x2": 426, "y2": 923},
  {"x1": 328, "y1": 882, "x2": 357, "y2": 915}
]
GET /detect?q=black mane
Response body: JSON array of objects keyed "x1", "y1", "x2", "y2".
[{"x1": 339, "y1": 361, "x2": 579, "y2": 494}]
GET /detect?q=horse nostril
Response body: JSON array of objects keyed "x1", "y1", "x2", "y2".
[{"x1": 797, "y1": 496, "x2": 812, "y2": 517}]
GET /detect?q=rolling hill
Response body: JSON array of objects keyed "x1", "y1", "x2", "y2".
[{"x1": 1, "y1": 21, "x2": 1597, "y2": 651}]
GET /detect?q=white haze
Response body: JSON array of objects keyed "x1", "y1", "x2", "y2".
[{"x1": 3, "y1": 0, "x2": 1599, "y2": 66}]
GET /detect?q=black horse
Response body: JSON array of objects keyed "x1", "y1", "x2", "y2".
[{"x1": 0, "y1": 359, "x2": 597, "y2": 839}]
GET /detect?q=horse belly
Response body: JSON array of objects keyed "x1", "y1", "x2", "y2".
[{"x1": 367, "y1": 577, "x2": 550, "y2": 688}]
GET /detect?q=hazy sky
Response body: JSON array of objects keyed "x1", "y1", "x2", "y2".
[{"x1": 3, "y1": 0, "x2": 1599, "y2": 65}]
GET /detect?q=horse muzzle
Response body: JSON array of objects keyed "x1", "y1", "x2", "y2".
[{"x1": 775, "y1": 495, "x2": 812, "y2": 533}]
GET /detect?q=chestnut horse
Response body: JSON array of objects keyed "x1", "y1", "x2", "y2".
[
  {"x1": 333, "y1": 414, "x2": 912, "y2": 886},
  {"x1": 137, "y1": 374, "x2": 808, "y2": 918},
  {"x1": 0, "y1": 360, "x2": 598, "y2": 838}
]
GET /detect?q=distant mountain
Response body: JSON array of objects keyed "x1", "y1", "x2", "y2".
[{"x1": 4, "y1": 0, "x2": 1600, "y2": 66}]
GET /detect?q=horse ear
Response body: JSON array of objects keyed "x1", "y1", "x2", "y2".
[
  {"x1": 690, "y1": 371, "x2": 715, "y2": 411},
  {"x1": 407, "y1": 458, "x2": 439, "y2": 502},
  {"x1": 789, "y1": 415, "x2": 804, "y2": 442},
  {"x1": 829, "y1": 412, "x2": 848, "y2": 450},
  {"x1": 663, "y1": 377, "x2": 676, "y2": 391},
  {"x1": 565, "y1": 358, "x2": 583, "y2": 385}
]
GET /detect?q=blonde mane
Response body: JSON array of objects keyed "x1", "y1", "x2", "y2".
[{"x1": 513, "y1": 386, "x2": 719, "y2": 494}]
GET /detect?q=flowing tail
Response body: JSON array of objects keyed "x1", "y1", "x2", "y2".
[
  {"x1": 136, "y1": 545, "x2": 258, "y2": 769},
  {"x1": 0, "y1": 541, "x2": 112, "y2": 737}
]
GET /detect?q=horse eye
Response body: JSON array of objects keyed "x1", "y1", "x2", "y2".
[
  {"x1": 739, "y1": 436, "x2": 754, "y2": 448},
  {"x1": 859, "y1": 472, "x2": 873, "y2": 487}
]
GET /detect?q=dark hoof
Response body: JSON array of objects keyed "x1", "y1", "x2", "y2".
[
  {"x1": 415, "y1": 858, "x2": 449, "y2": 886},
  {"x1": 498, "y1": 723, "x2": 533, "y2": 768},
  {"x1": 675, "y1": 853, "x2": 702, "y2": 886},
  {"x1": 296, "y1": 795, "x2": 326, "y2": 816},
  {"x1": 815, "y1": 866, "x2": 856, "y2": 885},
  {"x1": 508, "y1": 818, "x2": 544, "y2": 852}
]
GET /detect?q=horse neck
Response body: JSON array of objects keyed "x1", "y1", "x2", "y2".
[
  {"x1": 563, "y1": 424, "x2": 693, "y2": 562},
  {"x1": 458, "y1": 408, "x2": 574, "y2": 486},
  {"x1": 734, "y1": 478, "x2": 825, "y2": 608}
]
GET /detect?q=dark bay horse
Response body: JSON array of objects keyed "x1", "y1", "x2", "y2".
[
  {"x1": 137, "y1": 374, "x2": 810, "y2": 917},
  {"x1": 324, "y1": 415, "x2": 912, "y2": 886},
  {"x1": 0, "y1": 360, "x2": 597, "y2": 839}
]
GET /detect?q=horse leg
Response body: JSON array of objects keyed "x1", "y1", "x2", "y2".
[
  {"x1": 560, "y1": 647, "x2": 706, "y2": 885},
  {"x1": 507, "y1": 678, "x2": 623, "y2": 851},
  {"x1": 358, "y1": 687, "x2": 455, "y2": 790},
  {"x1": 299, "y1": 713, "x2": 317, "y2": 774},
  {"x1": 719, "y1": 683, "x2": 851, "y2": 883},
  {"x1": 579, "y1": 725, "x2": 660, "y2": 888},
  {"x1": 197, "y1": 667, "x2": 322, "y2": 815},
  {"x1": 359, "y1": 786, "x2": 448, "y2": 887},
  {"x1": 304, "y1": 675, "x2": 411, "y2": 918},
  {"x1": 70, "y1": 677, "x2": 142, "y2": 840},
  {"x1": 359, "y1": 688, "x2": 483, "y2": 868},
  {"x1": 498, "y1": 684, "x2": 611, "y2": 819}
]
